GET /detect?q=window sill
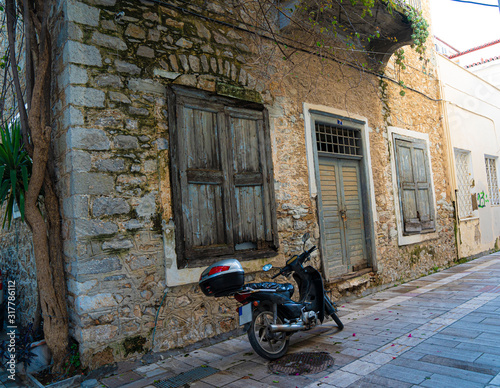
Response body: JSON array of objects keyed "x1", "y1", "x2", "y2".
[
  {"x1": 181, "y1": 248, "x2": 278, "y2": 269},
  {"x1": 327, "y1": 268, "x2": 373, "y2": 284},
  {"x1": 165, "y1": 249, "x2": 278, "y2": 287},
  {"x1": 163, "y1": 221, "x2": 280, "y2": 287},
  {"x1": 398, "y1": 231, "x2": 439, "y2": 246},
  {"x1": 459, "y1": 216, "x2": 479, "y2": 222}
]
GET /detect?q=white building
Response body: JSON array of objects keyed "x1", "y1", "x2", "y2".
[
  {"x1": 434, "y1": 36, "x2": 460, "y2": 58},
  {"x1": 438, "y1": 38, "x2": 500, "y2": 88},
  {"x1": 437, "y1": 50, "x2": 500, "y2": 257}
]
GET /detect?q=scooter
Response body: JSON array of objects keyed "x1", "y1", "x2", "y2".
[{"x1": 199, "y1": 233, "x2": 343, "y2": 360}]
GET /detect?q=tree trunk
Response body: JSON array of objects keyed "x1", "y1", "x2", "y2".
[
  {"x1": 6, "y1": 0, "x2": 69, "y2": 371},
  {"x1": 24, "y1": 179, "x2": 69, "y2": 372}
]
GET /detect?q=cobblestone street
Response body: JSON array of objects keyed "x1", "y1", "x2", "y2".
[
  {"x1": 2, "y1": 252, "x2": 497, "y2": 387},
  {"x1": 91, "y1": 252, "x2": 500, "y2": 388}
]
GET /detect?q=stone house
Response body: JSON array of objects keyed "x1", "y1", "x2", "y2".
[{"x1": 1, "y1": 0, "x2": 459, "y2": 367}]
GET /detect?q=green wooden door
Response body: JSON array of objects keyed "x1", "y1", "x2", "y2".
[{"x1": 318, "y1": 157, "x2": 367, "y2": 278}]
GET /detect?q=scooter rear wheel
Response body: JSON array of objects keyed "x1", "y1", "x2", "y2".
[{"x1": 248, "y1": 308, "x2": 289, "y2": 360}]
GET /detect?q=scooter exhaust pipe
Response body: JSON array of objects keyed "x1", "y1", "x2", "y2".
[{"x1": 269, "y1": 323, "x2": 305, "y2": 332}]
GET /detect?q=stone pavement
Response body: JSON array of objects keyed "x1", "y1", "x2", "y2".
[{"x1": 92, "y1": 252, "x2": 500, "y2": 387}]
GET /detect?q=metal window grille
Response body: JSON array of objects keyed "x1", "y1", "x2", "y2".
[
  {"x1": 485, "y1": 157, "x2": 500, "y2": 206},
  {"x1": 315, "y1": 122, "x2": 361, "y2": 157},
  {"x1": 455, "y1": 151, "x2": 473, "y2": 218},
  {"x1": 395, "y1": 0, "x2": 421, "y2": 10}
]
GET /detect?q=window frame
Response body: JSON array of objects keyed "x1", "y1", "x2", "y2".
[
  {"x1": 485, "y1": 156, "x2": 500, "y2": 206},
  {"x1": 454, "y1": 149, "x2": 475, "y2": 219},
  {"x1": 168, "y1": 85, "x2": 279, "y2": 269},
  {"x1": 393, "y1": 134, "x2": 435, "y2": 235},
  {"x1": 388, "y1": 127, "x2": 438, "y2": 246},
  {"x1": 314, "y1": 120, "x2": 363, "y2": 158}
]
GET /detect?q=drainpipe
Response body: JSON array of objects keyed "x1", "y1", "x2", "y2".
[{"x1": 435, "y1": 55, "x2": 462, "y2": 260}]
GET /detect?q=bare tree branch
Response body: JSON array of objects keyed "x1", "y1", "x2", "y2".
[{"x1": 6, "y1": 0, "x2": 32, "y2": 155}]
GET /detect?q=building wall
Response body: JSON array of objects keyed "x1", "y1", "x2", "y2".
[
  {"x1": 0, "y1": 219, "x2": 38, "y2": 327},
  {"x1": 437, "y1": 54, "x2": 500, "y2": 257},
  {"x1": 52, "y1": 0, "x2": 457, "y2": 366},
  {"x1": 469, "y1": 60, "x2": 500, "y2": 89}
]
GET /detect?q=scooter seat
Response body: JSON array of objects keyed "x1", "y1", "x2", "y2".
[{"x1": 245, "y1": 282, "x2": 294, "y2": 298}]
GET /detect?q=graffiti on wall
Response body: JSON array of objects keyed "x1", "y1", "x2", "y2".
[{"x1": 477, "y1": 191, "x2": 489, "y2": 208}]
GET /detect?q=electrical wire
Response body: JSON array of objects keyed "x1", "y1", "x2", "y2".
[
  {"x1": 151, "y1": 0, "x2": 404, "y2": 56},
  {"x1": 450, "y1": 0, "x2": 499, "y2": 6}
]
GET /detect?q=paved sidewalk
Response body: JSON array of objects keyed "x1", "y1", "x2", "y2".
[{"x1": 96, "y1": 253, "x2": 500, "y2": 388}]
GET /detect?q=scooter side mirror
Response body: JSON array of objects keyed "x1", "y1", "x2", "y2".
[
  {"x1": 262, "y1": 264, "x2": 273, "y2": 272},
  {"x1": 302, "y1": 233, "x2": 310, "y2": 252}
]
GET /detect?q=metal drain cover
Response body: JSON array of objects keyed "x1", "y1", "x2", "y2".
[
  {"x1": 268, "y1": 352, "x2": 334, "y2": 375},
  {"x1": 153, "y1": 365, "x2": 219, "y2": 388}
]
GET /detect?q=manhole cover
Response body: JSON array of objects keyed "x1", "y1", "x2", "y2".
[
  {"x1": 268, "y1": 352, "x2": 334, "y2": 375},
  {"x1": 153, "y1": 366, "x2": 219, "y2": 388}
]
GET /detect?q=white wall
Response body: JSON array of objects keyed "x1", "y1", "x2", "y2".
[
  {"x1": 470, "y1": 61, "x2": 500, "y2": 89},
  {"x1": 438, "y1": 54, "x2": 500, "y2": 256}
]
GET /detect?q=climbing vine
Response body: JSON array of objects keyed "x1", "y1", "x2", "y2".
[
  {"x1": 388, "y1": 2, "x2": 430, "y2": 96},
  {"x1": 406, "y1": 6, "x2": 430, "y2": 57}
]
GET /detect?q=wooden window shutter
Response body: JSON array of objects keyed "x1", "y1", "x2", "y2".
[
  {"x1": 173, "y1": 96, "x2": 234, "y2": 263},
  {"x1": 226, "y1": 107, "x2": 278, "y2": 250},
  {"x1": 169, "y1": 86, "x2": 279, "y2": 267},
  {"x1": 395, "y1": 138, "x2": 435, "y2": 235}
]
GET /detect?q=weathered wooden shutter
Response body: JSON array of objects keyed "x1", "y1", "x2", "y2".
[
  {"x1": 412, "y1": 142, "x2": 435, "y2": 231},
  {"x1": 318, "y1": 157, "x2": 346, "y2": 274},
  {"x1": 176, "y1": 97, "x2": 234, "y2": 260},
  {"x1": 170, "y1": 87, "x2": 278, "y2": 267},
  {"x1": 341, "y1": 160, "x2": 366, "y2": 271},
  {"x1": 395, "y1": 138, "x2": 435, "y2": 235},
  {"x1": 226, "y1": 107, "x2": 277, "y2": 250}
]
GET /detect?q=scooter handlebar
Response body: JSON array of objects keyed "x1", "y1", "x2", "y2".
[
  {"x1": 272, "y1": 246, "x2": 318, "y2": 278},
  {"x1": 300, "y1": 246, "x2": 317, "y2": 263},
  {"x1": 271, "y1": 266, "x2": 290, "y2": 279}
]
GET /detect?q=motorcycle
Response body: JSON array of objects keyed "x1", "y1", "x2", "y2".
[{"x1": 199, "y1": 233, "x2": 343, "y2": 360}]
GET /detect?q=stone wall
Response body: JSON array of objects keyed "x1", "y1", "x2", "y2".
[
  {"x1": 51, "y1": 0, "x2": 457, "y2": 366},
  {"x1": 372, "y1": 0, "x2": 457, "y2": 285},
  {"x1": 0, "y1": 219, "x2": 37, "y2": 327}
]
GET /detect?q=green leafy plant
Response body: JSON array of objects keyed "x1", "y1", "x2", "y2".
[
  {"x1": 0, "y1": 119, "x2": 32, "y2": 228},
  {"x1": 0, "y1": 323, "x2": 38, "y2": 370},
  {"x1": 405, "y1": 7, "x2": 429, "y2": 56},
  {"x1": 63, "y1": 343, "x2": 81, "y2": 375}
]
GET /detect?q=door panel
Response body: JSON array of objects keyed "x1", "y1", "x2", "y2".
[
  {"x1": 318, "y1": 160, "x2": 345, "y2": 274},
  {"x1": 342, "y1": 162, "x2": 367, "y2": 271},
  {"x1": 318, "y1": 157, "x2": 368, "y2": 278}
]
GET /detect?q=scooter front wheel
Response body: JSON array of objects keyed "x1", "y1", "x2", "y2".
[
  {"x1": 330, "y1": 311, "x2": 344, "y2": 330},
  {"x1": 324, "y1": 295, "x2": 344, "y2": 330},
  {"x1": 248, "y1": 308, "x2": 289, "y2": 360}
]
